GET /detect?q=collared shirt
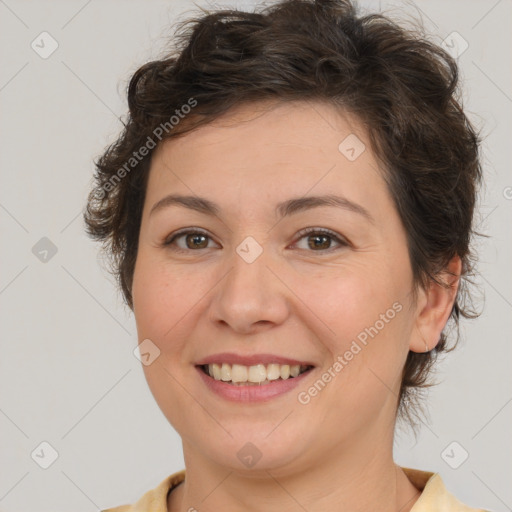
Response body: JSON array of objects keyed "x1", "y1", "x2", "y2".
[{"x1": 101, "y1": 467, "x2": 490, "y2": 512}]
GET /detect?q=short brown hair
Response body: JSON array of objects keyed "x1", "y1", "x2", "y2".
[{"x1": 84, "y1": 0, "x2": 482, "y2": 429}]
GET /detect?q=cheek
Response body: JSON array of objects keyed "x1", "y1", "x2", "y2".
[
  {"x1": 132, "y1": 256, "x2": 200, "y2": 430},
  {"x1": 132, "y1": 252, "x2": 218, "y2": 370},
  {"x1": 297, "y1": 263, "x2": 408, "y2": 352},
  {"x1": 293, "y1": 261, "x2": 412, "y2": 401},
  {"x1": 295, "y1": 272, "x2": 411, "y2": 422},
  {"x1": 133, "y1": 253, "x2": 189, "y2": 335},
  {"x1": 132, "y1": 255, "x2": 184, "y2": 364}
]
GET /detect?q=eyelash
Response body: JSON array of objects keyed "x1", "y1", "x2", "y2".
[{"x1": 162, "y1": 227, "x2": 349, "y2": 254}]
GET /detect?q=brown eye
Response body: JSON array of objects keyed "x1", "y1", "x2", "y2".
[
  {"x1": 184, "y1": 233, "x2": 209, "y2": 249},
  {"x1": 293, "y1": 228, "x2": 349, "y2": 252},
  {"x1": 307, "y1": 234, "x2": 332, "y2": 250},
  {"x1": 164, "y1": 229, "x2": 217, "y2": 252}
]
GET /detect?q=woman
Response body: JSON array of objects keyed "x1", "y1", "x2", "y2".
[{"x1": 85, "y1": 0, "x2": 488, "y2": 510}]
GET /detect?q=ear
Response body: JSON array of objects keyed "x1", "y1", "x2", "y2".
[{"x1": 409, "y1": 255, "x2": 462, "y2": 353}]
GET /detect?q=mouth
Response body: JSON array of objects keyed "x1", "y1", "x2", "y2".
[{"x1": 198, "y1": 362, "x2": 314, "y2": 386}]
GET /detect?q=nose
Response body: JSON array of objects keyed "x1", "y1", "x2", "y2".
[{"x1": 208, "y1": 244, "x2": 290, "y2": 335}]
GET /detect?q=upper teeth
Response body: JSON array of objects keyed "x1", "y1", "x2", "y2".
[{"x1": 206, "y1": 363, "x2": 309, "y2": 383}]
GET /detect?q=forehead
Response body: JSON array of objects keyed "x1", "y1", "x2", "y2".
[
  {"x1": 156, "y1": 99, "x2": 368, "y2": 158},
  {"x1": 145, "y1": 100, "x2": 387, "y2": 217}
]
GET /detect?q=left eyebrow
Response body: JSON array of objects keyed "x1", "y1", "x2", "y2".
[
  {"x1": 149, "y1": 193, "x2": 374, "y2": 224},
  {"x1": 276, "y1": 194, "x2": 374, "y2": 224}
]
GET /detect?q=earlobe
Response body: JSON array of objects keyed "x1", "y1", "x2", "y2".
[{"x1": 409, "y1": 255, "x2": 462, "y2": 353}]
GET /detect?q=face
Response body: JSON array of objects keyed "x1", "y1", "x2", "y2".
[{"x1": 132, "y1": 100, "x2": 421, "y2": 476}]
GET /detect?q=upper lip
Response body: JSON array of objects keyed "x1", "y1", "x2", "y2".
[{"x1": 195, "y1": 353, "x2": 315, "y2": 367}]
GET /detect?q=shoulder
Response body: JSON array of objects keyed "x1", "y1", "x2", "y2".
[
  {"x1": 402, "y1": 467, "x2": 492, "y2": 512},
  {"x1": 101, "y1": 470, "x2": 186, "y2": 512}
]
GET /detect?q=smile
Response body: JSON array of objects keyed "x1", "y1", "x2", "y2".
[
  {"x1": 200, "y1": 363, "x2": 313, "y2": 386},
  {"x1": 196, "y1": 362, "x2": 315, "y2": 402}
]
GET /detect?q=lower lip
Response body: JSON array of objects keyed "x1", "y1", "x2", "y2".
[{"x1": 196, "y1": 366, "x2": 314, "y2": 402}]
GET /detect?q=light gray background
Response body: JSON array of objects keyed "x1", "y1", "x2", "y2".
[{"x1": 0, "y1": 0, "x2": 510, "y2": 511}]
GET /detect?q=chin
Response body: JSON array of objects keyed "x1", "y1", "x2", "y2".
[{"x1": 195, "y1": 424, "x2": 312, "y2": 474}]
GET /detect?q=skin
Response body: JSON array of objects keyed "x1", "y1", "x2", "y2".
[{"x1": 131, "y1": 100, "x2": 460, "y2": 512}]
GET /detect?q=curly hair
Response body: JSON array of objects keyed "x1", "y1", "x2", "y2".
[{"x1": 84, "y1": 0, "x2": 482, "y2": 430}]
